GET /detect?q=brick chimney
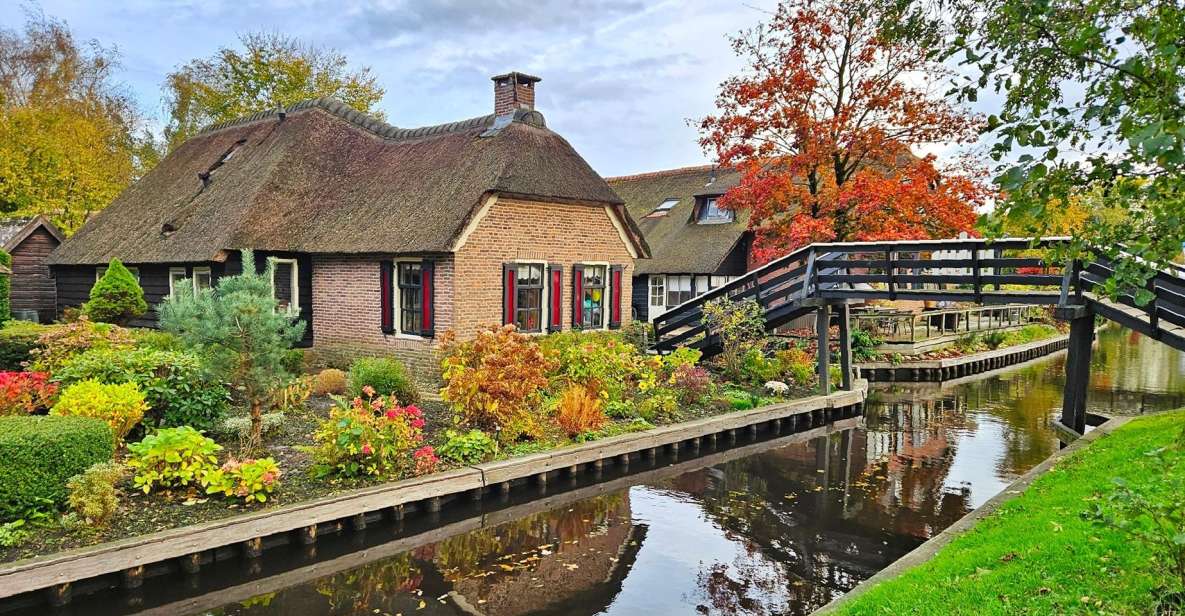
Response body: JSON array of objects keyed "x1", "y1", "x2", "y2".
[{"x1": 492, "y1": 72, "x2": 541, "y2": 115}]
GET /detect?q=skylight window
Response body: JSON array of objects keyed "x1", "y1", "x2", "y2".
[{"x1": 654, "y1": 198, "x2": 679, "y2": 213}]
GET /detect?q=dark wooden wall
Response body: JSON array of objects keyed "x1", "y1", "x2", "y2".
[
  {"x1": 52, "y1": 251, "x2": 313, "y2": 346},
  {"x1": 10, "y1": 227, "x2": 60, "y2": 322}
]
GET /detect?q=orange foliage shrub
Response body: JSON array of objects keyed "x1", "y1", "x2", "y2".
[
  {"x1": 555, "y1": 384, "x2": 606, "y2": 438},
  {"x1": 313, "y1": 368, "x2": 347, "y2": 396},
  {"x1": 439, "y1": 325, "x2": 553, "y2": 444}
]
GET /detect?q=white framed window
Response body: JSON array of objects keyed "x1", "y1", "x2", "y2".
[
  {"x1": 168, "y1": 267, "x2": 187, "y2": 298},
  {"x1": 514, "y1": 262, "x2": 548, "y2": 333},
  {"x1": 710, "y1": 275, "x2": 732, "y2": 289},
  {"x1": 580, "y1": 264, "x2": 608, "y2": 330},
  {"x1": 695, "y1": 276, "x2": 710, "y2": 296},
  {"x1": 648, "y1": 276, "x2": 666, "y2": 317},
  {"x1": 169, "y1": 266, "x2": 214, "y2": 298},
  {"x1": 96, "y1": 266, "x2": 139, "y2": 283},
  {"x1": 698, "y1": 197, "x2": 734, "y2": 224},
  {"x1": 268, "y1": 257, "x2": 299, "y2": 315},
  {"x1": 666, "y1": 275, "x2": 693, "y2": 308},
  {"x1": 193, "y1": 267, "x2": 212, "y2": 291}
]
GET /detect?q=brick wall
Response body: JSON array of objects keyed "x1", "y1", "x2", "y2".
[
  {"x1": 453, "y1": 197, "x2": 635, "y2": 336},
  {"x1": 309, "y1": 197, "x2": 636, "y2": 384}
]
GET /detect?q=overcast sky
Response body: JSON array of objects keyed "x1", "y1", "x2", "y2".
[{"x1": 2, "y1": 0, "x2": 812, "y2": 177}]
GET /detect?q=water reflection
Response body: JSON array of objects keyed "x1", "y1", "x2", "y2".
[{"x1": 9, "y1": 326, "x2": 1181, "y2": 616}]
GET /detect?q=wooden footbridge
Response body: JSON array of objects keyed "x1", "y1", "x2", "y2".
[{"x1": 651, "y1": 237, "x2": 1185, "y2": 437}]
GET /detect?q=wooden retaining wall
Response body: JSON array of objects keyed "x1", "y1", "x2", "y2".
[
  {"x1": 856, "y1": 333, "x2": 1070, "y2": 382},
  {"x1": 0, "y1": 383, "x2": 866, "y2": 606}
]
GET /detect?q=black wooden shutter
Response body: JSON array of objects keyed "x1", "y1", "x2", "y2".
[
  {"x1": 571, "y1": 264, "x2": 585, "y2": 329},
  {"x1": 421, "y1": 259, "x2": 436, "y2": 338},
  {"x1": 547, "y1": 264, "x2": 563, "y2": 332},
  {"x1": 380, "y1": 260, "x2": 394, "y2": 334},
  {"x1": 609, "y1": 265, "x2": 624, "y2": 329},
  {"x1": 502, "y1": 263, "x2": 517, "y2": 326}
]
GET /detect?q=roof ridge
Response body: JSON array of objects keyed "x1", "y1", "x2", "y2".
[
  {"x1": 606, "y1": 164, "x2": 723, "y2": 183},
  {"x1": 197, "y1": 98, "x2": 546, "y2": 141}
]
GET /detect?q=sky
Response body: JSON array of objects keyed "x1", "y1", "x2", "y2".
[{"x1": 0, "y1": 0, "x2": 802, "y2": 178}]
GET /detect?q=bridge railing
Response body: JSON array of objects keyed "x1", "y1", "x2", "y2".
[{"x1": 651, "y1": 237, "x2": 1074, "y2": 352}]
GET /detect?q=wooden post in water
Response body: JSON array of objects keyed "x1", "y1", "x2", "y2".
[
  {"x1": 836, "y1": 302, "x2": 853, "y2": 391},
  {"x1": 1057, "y1": 304, "x2": 1094, "y2": 435},
  {"x1": 816, "y1": 303, "x2": 831, "y2": 393}
]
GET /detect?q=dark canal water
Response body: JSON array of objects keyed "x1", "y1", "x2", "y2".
[{"x1": 12, "y1": 326, "x2": 1185, "y2": 616}]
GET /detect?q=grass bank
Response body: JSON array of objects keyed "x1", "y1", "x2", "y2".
[{"x1": 832, "y1": 411, "x2": 1185, "y2": 615}]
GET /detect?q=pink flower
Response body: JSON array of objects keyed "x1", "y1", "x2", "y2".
[
  {"x1": 405, "y1": 404, "x2": 421, "y2": 417},
  {"x1": 414, "y1": 445, "x2": 435, "y2": 459},
  {"x1": 362, "y1": 385, "x2": 376, "y2": 397},
  {"x1": 385, "y1": 409, "x2": 399, "y2": 420},
  {"x1": 411, "y1": 418, "x2": 425, "y2": 429},
  {"x1": 361, "y1": 443, "x2": 373, "y2": 455}
]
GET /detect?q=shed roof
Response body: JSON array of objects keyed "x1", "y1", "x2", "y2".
[
  {"x1": 0, "y1": 216, "x2": 63, "y2": 253},
  {"x1": 50, "y1": 98, "x2": 643, "y2": 265},
  {"x1": 607, "y1": 165, "x2": 748, "y2": 275}
]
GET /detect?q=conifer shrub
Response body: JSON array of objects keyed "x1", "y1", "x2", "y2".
[
  {"x1": 83, "y1": 259, "x2": 147, "y2": 325},
  {"x1": 0, "y1": 415, "x2": 113, "y2": 520}
]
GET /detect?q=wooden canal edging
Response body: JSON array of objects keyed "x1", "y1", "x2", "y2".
[
  {"x1": 814, "y1": 415, "x2": 1133, "y2": 615},
  {"x1": 0, "y1": 382, "x2": 867, "y2": 605},
  {"x1": 855, "y1": 331, "x2": 1072, "y2": 382},
  {"x1": 124, "y1": 416, "x2": 862, "y2": 616}
]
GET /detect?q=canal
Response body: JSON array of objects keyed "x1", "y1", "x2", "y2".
[{"x1": 11, "y1": 325, "x2": 1185, "y2": 616}]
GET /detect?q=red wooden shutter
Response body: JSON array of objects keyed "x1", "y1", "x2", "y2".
[
  {"x1": 421, "y1": 259, "x2": 436, "y2": 337},
  {"x1": 609, "y1": 265, "x2": 623, "y2": 329},
  {"x1": 571, "y1": 264, "x2": 585, "y2": 329},
  {"x1": 379, "y1": 260, "x2": 394, "y2": 334},
  {"x1": 502, "y1": 263, "x2": 517, "y2": 326},
  {"x1": 548, "y1": 264, "x2": 563, "y2": 333}
]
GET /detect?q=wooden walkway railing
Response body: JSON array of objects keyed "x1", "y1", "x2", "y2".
[{"x1": 649, "y1": 236, "x2": 1185, "y2": 438}]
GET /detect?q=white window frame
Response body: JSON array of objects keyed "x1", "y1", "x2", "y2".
[
  {"x1": 169, "y1": 266, "x2": 214, "y2": 298},
  {"x1": 648, "y1": 276, "x2": 666, "y2": 320},
  {"x1": 193, "y1": 266, "x2": 212, "y2": 291},
  {"x1": 665, "y1": 274, "x2": 693, "y2": 309},
  {"x1": 510, "y1": 260, "x2": 550, "y2": 336},
  {"x1": 391, "y1": 259, "x2": 426, "y2": 339},
  {"x1": 577, "y1": 261, "x2": 611, "y2": 331},
  {"x1": 268, "y1": 257, "x2": 300, "y2": 316},
  {"x1": 698, "y1": 197, "x2": 734, "y2": 224},
  {"x1": 168, "y1": 267, "x2": 188, "y2": 298}
]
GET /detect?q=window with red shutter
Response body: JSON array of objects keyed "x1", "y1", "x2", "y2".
[
  {"x1": 421, "y1": 259, "x2": 435, "y2": 337},
  {"x1": 503, "y1": 263, "x2": 517, "y2": 326},
  {"x1": 609, "y1": 265, "x2": 623, "y2": 329},
  {"x1": 548, "y1": 264, "x2": 562, "y2": 332}
]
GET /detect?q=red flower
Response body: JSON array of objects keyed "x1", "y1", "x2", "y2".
[{"x1": 361, "y1": 443, "x2": 373, "y2": 455}]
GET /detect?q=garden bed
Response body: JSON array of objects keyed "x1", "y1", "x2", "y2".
[{"x1": 824, "y1": 411, "x2": 1185, "y2": 615}]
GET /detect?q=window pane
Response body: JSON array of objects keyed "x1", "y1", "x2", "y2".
[
  {"x1": 398, "y1": 262, "x2": 424, "y2": 335},
  {"x1": 699, "y1": 198, "x2": 734, "y2": 223},
  {"x1": 581, "y1": 265, "x2": 606, "y2": 329},
  {"x1": 194, "y1": 270, "x2": 212, "y2": 290},
  {"x1": 272, "y1": 261, "x2": 296, "y2": 312}
]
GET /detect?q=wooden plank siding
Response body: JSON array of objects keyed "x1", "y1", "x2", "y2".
[
  {"x1": 9, "y1": 227, "x2": 60, "y2": 322},
  {"x1": 51, "y1": 251, "x2": 314, "y2": 346}
]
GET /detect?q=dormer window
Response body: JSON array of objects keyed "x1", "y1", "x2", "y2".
[
  {"x1": 648, "y1": 198, "x2": 679, "y2": 218},
  {"x1": 698, "y1": 197, "x2": 734, "y2": 224}
]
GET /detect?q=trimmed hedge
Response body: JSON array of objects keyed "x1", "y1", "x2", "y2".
[{"x1": 0, "y1": 415, "x2": 113, "y2": 520}]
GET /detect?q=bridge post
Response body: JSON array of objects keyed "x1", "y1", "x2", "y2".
[
  {"x1": 816, "y1": 303, "x2": 831, "y2": 393},
  {"x1": 1057, "y1": 304, "x2": 1094, "y2": 435},
  {"x1": 836, "y1": 302, "x2": 853, "y2": 390}
]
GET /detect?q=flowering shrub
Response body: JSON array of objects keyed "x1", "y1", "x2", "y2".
[
  {"x1": 555, "y1": 384, "x2": 607, "y2": 437},
  {"x1": 440, "y1": 325, "x2": 552, "y2": 444},
  {"x1": 701, "y1": 297, "x2": 767, "y2": 381},
  {"x1": 307, "y1": 388, "x2": 431, "y2": 479},
  {"x1": 0, "y1": 371, "x2": 57, "y2": 415},
  {"x1": 775, "y1": 347, "x2": 814, "y2": 387},
  {"x1": 413, "y1": 446, "x2": 438, "y2": 476},
  {"x1": 127, "y1": 426, "x2": 222, "y2": 493},
  {"x1": 540, "y1": 331, "x2": 644, "y2": 403},
  {"x1": 203, "y1": 457, "x2": 281, "y2": 503},
  {"x1": 670, "y1": 364, "x2": 712, "y2": 405},
  {"x1": 27, "y1": 317, "x2": 135, "y2": 373},
  {"x1": 51, "y1": 380, "x2": 147, "y2": 445}
]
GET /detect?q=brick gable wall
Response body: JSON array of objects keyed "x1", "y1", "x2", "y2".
[{"x1": 309, "y1": 197, "x2": 635, "y2": 385}]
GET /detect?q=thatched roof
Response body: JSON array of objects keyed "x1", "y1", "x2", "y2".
[
  {"x1": 50, "y1": 98, "x2": 643, "y2": 265},
  {"x1": 608, "y1": 165, "x2": 749, "y2": 275},
  {"x1": 0, "y1": 216, "x2": 63, "y2": 253}
]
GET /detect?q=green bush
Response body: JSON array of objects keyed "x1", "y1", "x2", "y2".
[
  {"x1": 851, "y1": 328, "x2": 882, "y2": 361},
  {"x1": 282, "y1": 348, "x2": 305, "y2": 375},
  {"x1": 83, "y1": 259, "x2": 147, "y2": 325},
  {"x1": 203, "y1": 457, "x2": 281, "y2": 504},
  {"x1": 347, "y1": 357, "x2": 418, "y2": 403},
  {"x1": 741, "y1": 348, "x2": 782, "y2": 383},
  {"x1": 211, "y1": 411, "x2": 286, "y2": 443},
  {"x1": 0, "y1": 321, "x2": 50, "y2": 370},
  {"x1": 66, "y1": 461, "x2": 124, "y2": 527},
  {"x1": 540, "y1": 330, "x2": 645, "y2": 404},
  {"x1": 127, "y1": 426, "x2": 221, "y2": 493},
  {"x1": 0, "y1": 249, "x2": 11, "y2": 325},
  {"x1": 0, "y1": 415, "x2": 114, "y2": 520},
  {"x1": 55, "y1": 347, "x2": 229, "y2": 431},
  {"x1": 438, "y1": 429, "x2": 498, "y2": 464},
  {"x1": 27, "y1": 317, "x2": 135, "y2": 373},
  {"x1": 131, "y1": 329, "x2": 183, "y2": 352}
]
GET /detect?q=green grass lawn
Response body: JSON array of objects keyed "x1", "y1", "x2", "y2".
[{"x1": 834, "y1": 411, "x2": 1185, "y2": 616}]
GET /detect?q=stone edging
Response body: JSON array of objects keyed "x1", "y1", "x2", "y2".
[
  {"x1": 0, "y1": 382, "x2": 867, "y2": 602},
  {"x1": 856, "y1": 331, "x2": 1071, "y2": 382},
  {"x1": 814, "y1": 415, "x2": 1133, "y2": 615}
]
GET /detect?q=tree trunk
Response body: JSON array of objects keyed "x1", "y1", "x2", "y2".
[{"x1": 246, "y1": 397, "x2": 263, "y2": 454}]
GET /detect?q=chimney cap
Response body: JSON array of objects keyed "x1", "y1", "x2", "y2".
[{"x1": 491, "y1": 71, "x2": 541, "y2": 85}]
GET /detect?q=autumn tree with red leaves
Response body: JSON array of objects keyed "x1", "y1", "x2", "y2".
[{"x1": 699, "y1": 0, "x2": 988, "y2": 264}]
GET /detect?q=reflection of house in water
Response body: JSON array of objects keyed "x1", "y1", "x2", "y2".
[{"x1": 439, "y1": 492, "x2": 645, "y2": 616}]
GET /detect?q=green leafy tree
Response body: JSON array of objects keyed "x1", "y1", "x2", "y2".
[
  {"x1": 0, "y1": 249, "x2": 10, "y2": 325},
  {"x1": 83, "y1": 258, "x2": 147, "y2": 325},
  {"x1": 0, "y1": 13, "x2": 158, "y2": 232},
  {"x1": 159, "y1": 250, "x2": 305, "y2": 451},
  {"x1": 163, "y1": 32, "x2": 385, "y2": 151},
  {"x1": 701, "y1": 297, "x2": 767, "y2": 381},
  {"x1": 894, "y1": 0, "x2": 1185, "y2": 299}
]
